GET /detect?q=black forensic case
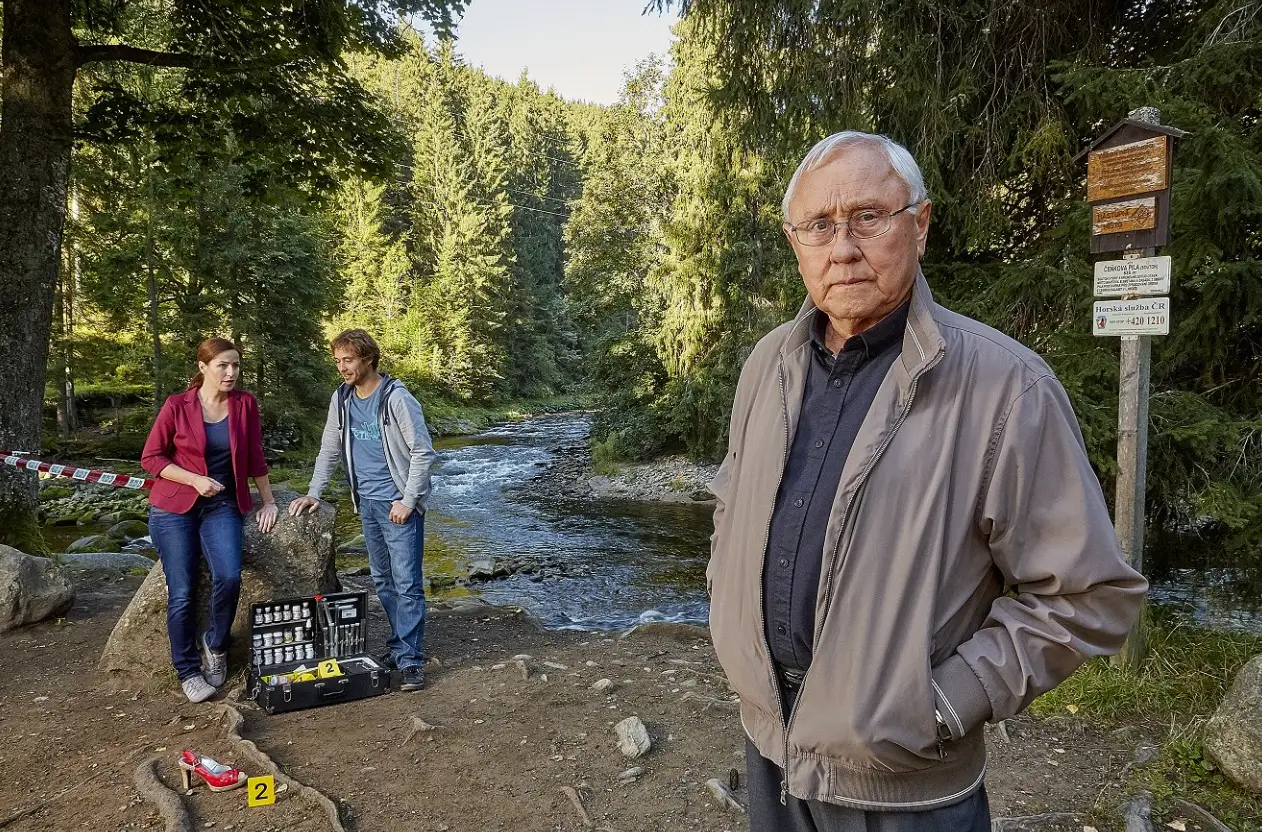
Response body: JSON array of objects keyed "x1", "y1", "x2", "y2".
[{"x1": 246, "y1": 591, "x2": 391, "y2": 714}]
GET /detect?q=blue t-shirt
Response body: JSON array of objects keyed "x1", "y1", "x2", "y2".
[
  {"x1": 348, "y1": 384, "x2": 402, "y2": 502},
  {"x1": 200, "y1": 417, "x2": 236, "y2": 508}
]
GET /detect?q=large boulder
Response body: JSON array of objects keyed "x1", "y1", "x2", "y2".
[
  {"x1": 99, "y1": 491, "x2": 339, "y2": 680},
  {"x1": 0, "y1": 546, "x2": 75, "y2": 632},
  {"x1": 1204, "y1": 653, "x2": 1262, "y2": 795}
]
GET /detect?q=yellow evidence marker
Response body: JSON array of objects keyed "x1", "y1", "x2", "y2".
[{"x1": 247, "y1": 775, "x2": 276, "y2": 807}]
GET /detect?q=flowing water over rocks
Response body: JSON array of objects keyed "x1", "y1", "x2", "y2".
[{"x1": 391, "y1": 414, "x2": 714, "y2": 631}]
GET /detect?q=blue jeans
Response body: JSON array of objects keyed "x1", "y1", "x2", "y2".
[
  {"x1": 149, "y1": 501, "x2": 243, "y2": 680},
  {"x1": 360, "y1": 499, "x2": 426, "y2": 670}
]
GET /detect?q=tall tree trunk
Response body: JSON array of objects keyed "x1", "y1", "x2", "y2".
[
  {"x1": 56, "y1": 184, "x2": 80, "y2": 435},
  {"x1": 0, "y1": 0, "x2": 77, "y2": 553},
  {"x1": 146, "y1": 159, "x2": 163, "y2": 411}
]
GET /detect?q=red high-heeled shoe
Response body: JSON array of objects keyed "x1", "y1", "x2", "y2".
[{"x1": 179, "y1": 750, "x2": 244, "y2": 792}]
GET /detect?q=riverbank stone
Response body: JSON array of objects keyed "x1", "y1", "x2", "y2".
[
  {"x1": 107, "y1": 519, "x2": 150, "y2": 542},
  {"x1": 59, "y1": 552, "x2": 157, "y2": 584},
  {"x1": 0, "y1": 545, "x2": 75, "y2": 632},
  {"x1": 336, "y1": 534, "x2": 367, "y2": 553},
  {"x1": 1204, "y1": 653, "x2": 1262, "y2": 795},
  {"x1": 99, "y1": 491, "x2": 338, "y2": 681},
  {"x1": 67, "y1": 534, "x2": 122, "y2": 554}
]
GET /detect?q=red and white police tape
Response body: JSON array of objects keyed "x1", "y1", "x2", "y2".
[{"x1": 0, "y1": 452, "x2": 153, "y2": 491}]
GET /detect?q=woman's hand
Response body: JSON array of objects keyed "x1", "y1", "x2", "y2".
[
  {"x1": 194, "y1": 476, "x2": 224, "y2": 498},
  {"x1": 256, "y1": 502, "x2": 279, "y2": 533}
]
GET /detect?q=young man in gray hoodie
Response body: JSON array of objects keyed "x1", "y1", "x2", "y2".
[{"x1": 290, "y1": 329, "x2": 438, "y2": 691}]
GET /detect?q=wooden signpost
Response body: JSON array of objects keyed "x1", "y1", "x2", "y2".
[{"x1": 1080, "y1": 107, "x2": 1185, "y2": 669}]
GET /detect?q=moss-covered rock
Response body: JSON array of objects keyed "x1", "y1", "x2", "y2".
[
  {"x1": 66, "y1": 534, "x2": 122, "y2": 554},
  {"x1": 106, "y1": 520, "x2": 150, "y2": 542}
]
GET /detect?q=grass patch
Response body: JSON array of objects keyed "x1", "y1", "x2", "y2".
[
  {"x1": 590, "y1": 436, "x2": 625, "y2": 477},
  {"x1": 1031, "y1": 608, "x2": 1261, "y2": 722},
  {"x1": 1030, "y1": 607, "x2": 1262, "y2": 824}
]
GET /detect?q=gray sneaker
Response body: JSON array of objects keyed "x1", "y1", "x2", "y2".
[
  {"x1": 181, "y1": 674, "x2": 217, "y2": 703},
  {"x1": 201, "y1": 633, "x2": 227, "y2": 688}
]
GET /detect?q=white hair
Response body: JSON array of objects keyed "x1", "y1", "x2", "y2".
[{"x1": 781, "y1": 131, "x2": 928, "y2": 221}]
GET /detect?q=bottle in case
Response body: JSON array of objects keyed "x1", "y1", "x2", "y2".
[{"x1": 246, "y1": 591, "x2": 389, "y2": 714}]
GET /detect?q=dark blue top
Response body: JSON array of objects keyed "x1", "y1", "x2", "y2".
[
  {"x1": 763, "y1": 301, "x2": 910, "y2": 672},
  {"x1": 348, "y1": 383, "x2": 402, "y2": 502},
  {"x1": 200, "y1": 417, "x2": 235, "y2": 509}
]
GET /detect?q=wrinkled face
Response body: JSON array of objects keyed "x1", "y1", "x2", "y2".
[
  {"x1": 783, "y1": 144, "x2": 932, "y2": 336},
  {"x1": 198, "y1": 350, "x2": 240, "y2": 392},
  {"x1": 334, "y1": 348, "x2": 375, "y2": 386}
]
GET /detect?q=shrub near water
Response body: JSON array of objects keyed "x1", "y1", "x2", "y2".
[{"x1": 1031, "y1": 609, "x2": 1262, "y2": 824}]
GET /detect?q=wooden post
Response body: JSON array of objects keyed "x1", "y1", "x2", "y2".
[{"x1": 1112, "y1": 247, "x2": 1152, "y2": 669}]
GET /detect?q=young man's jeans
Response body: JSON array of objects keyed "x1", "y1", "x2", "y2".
[
  {"x1": 149, "y1": 501, "x2": 243, "y2": 681},
  {"x1": 359, "y1": 499, "x2": 426, "y2": 670}
]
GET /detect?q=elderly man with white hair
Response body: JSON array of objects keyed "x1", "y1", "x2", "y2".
[{"x1": 705, "y1": 131, "x2": 1147, "y2": 830}]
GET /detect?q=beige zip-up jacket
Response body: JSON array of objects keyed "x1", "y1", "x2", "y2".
[{"x1": 708, "y1": 273, "x2": 1147, "y2": 810}]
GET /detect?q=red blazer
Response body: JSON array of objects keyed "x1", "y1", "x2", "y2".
[{"x1": 141, "y1": 388, "x2": 269, "y2": 516}]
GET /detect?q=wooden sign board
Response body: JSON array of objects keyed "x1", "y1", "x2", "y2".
[
  {"x1": 1082, "y1": 120, "x2": 1180, "y2": 253},
  {"x1": 1087, "y1": 136, "x2": 1168, "y2": 202},
  {"x1": 1092, "y1": 197, "x2": 1157, "y2": 236}
]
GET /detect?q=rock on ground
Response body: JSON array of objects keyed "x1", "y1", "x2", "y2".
[
  {"x1": 1204, "y1": 653, "x2": 1262, "y2": 795},
  {"x1": 0, "y1": 545, "x2": 75, "y2": 632},
  {"x1": 615, "y1": 715, "x2": 652, "y2": 758},
  {"x1": 704, "y1": 778, "x2": 745, "y2": 813},
  {"x1": 98, "y1": 491, "x2": 338, "y2": 679}
]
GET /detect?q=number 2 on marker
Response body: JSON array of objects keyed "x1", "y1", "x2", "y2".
[{"x1": 247, "y1": 775, "x2": 275, "y2": 806}]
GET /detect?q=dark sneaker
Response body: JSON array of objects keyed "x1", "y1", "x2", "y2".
[
  {"x1": 399, "y1": 665, "x2": 425, "y2": 691},
  {"x1": 378, "y1": 652, "x2": 398, "y2": 672}
]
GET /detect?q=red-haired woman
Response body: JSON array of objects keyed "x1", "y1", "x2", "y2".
[{"x1": 141, "y1": 338, "x2": 278, "y2": 703}]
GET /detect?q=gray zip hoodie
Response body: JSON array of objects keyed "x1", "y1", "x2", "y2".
[{"x1": 307, "y1": 374, "x2": 438, "y2": 513}]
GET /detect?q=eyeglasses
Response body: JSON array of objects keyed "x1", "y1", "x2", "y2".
[{"x1": 786, "y1": 202, "x2": 921, "y2": 246}]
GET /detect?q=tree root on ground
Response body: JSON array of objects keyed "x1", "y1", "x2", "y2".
[
  {"x1": 217, "y1": 703, "x2": 346, "y2": 832},
  {"x1": 133, "y1": 757, "x2": 194, "y2": 832}
]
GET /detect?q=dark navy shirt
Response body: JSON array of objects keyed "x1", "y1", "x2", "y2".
[
  {"x1": 763, "y1": 301, "x2": 910, "y2": 672},
  {"x1": 199, "y1": 417, "x2": 235, "y2": 509}
]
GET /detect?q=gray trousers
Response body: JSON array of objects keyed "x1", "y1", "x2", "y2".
[{"x1": 745, "y1": 740, "x2": 990, "y2": 832}]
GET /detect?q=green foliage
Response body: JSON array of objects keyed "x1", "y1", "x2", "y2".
[
  {"x1": 587, "y1": 0, "x2": 1262, "y2": 579},
  {"x1": 53, "y1": 27, "x2": 591, "y2": 453},
  {"x1": 331, "y1": 37, "x2": 584, "y2": 404}
]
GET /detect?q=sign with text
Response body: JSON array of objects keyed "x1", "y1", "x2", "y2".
[
  {"x1": 1094, "y1": 256, "x2": 1172, "y2": 297},
  {"x1": 1087, "y1": 136, "x2": 1168, "y2": 201},
  {"x1": 1092, "y1": 197, "x2": 1157, "y2": 236},
  {"x1": 1093, "y1": 297, "x2": 1170, "y2": 336}
]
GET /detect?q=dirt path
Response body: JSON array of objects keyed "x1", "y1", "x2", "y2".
[{"x1": 0, "y1": 573, "x2": 1170, "y2": 832}]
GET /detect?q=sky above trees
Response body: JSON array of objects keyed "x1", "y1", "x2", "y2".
[{"x1": 450, "y1": 0, "x2": 678, "y2": 104}]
